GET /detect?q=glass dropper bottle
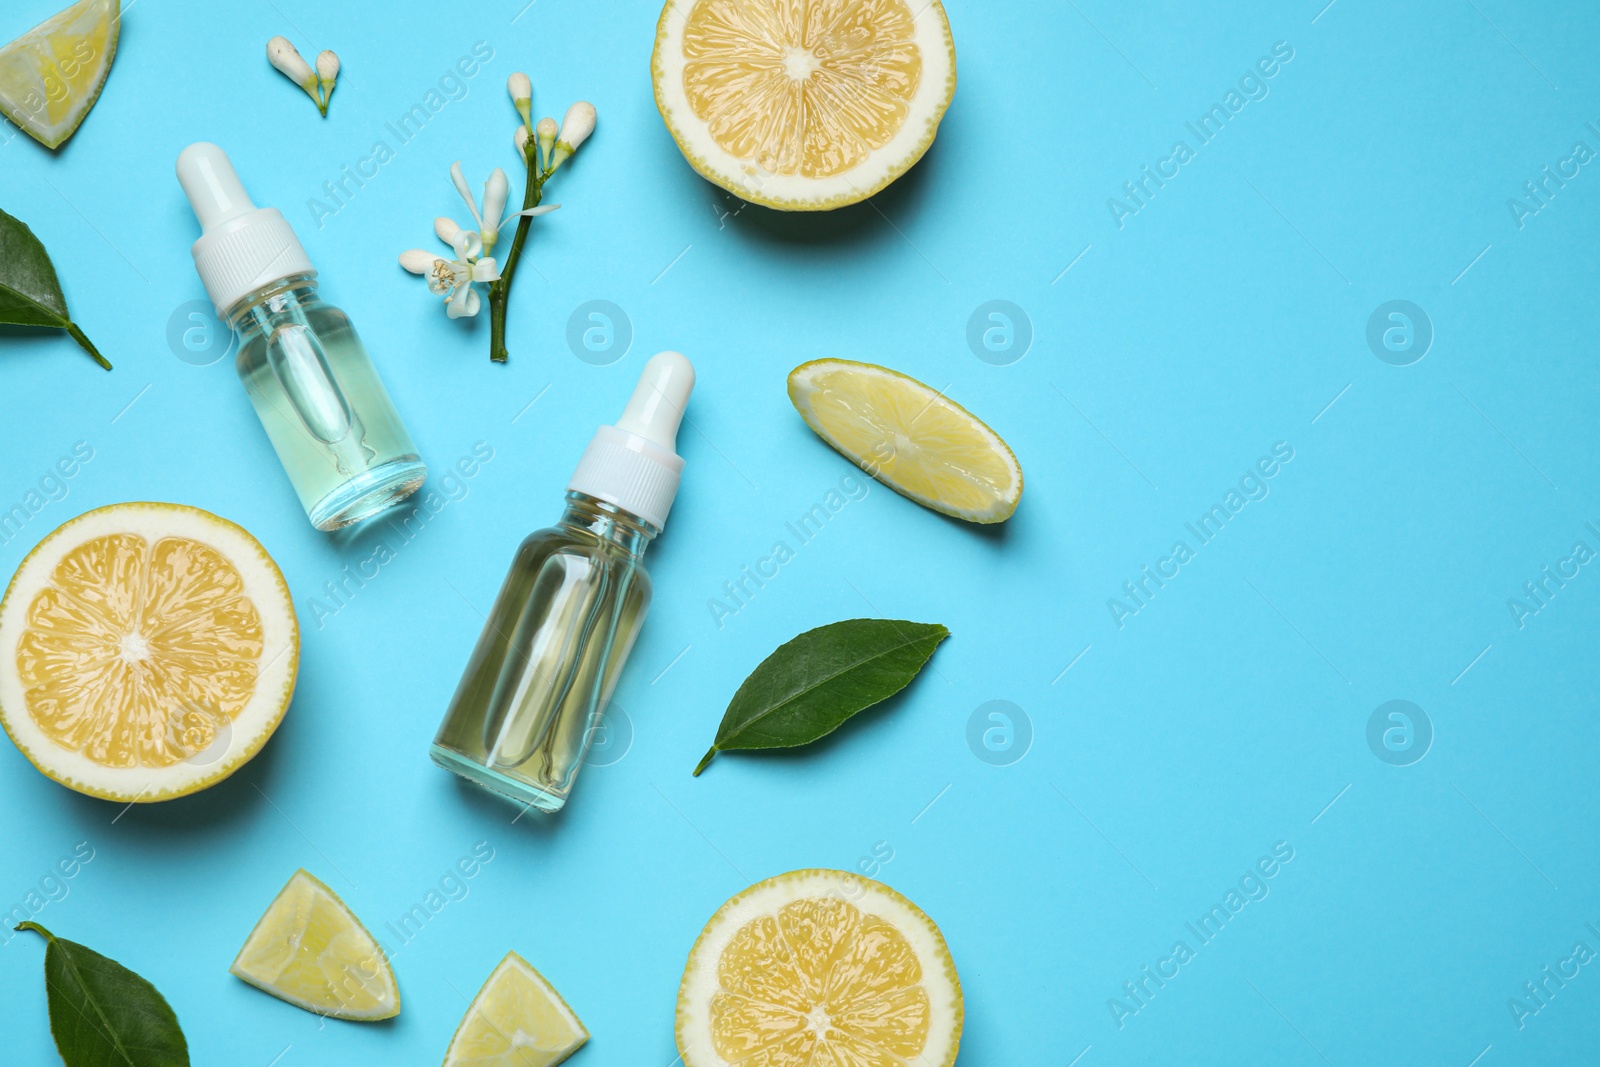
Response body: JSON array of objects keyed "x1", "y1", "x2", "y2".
[
  {"x1": 177, "y1": 142, "x2": 427, "y2": 530},
  {"x1": 431, "y1": 352, "x2": 695, "y2": 813}
]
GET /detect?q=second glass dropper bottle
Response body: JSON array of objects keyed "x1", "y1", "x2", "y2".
[{"x1": 432, "y1": 352, "x2": 696, "y2": 813}]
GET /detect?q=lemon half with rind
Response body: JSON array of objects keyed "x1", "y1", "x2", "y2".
[
  {"x1": 677, "y1": 869, "x2": 963, "y2": 1067},
  {"x1": 653, "y1": 0, "x2": 956, "y2": 210},
  {"x1": 0, "y1": 502, "x2": 298, "y2": 802},
  {"x1": 232, "y1": 869, "x2": 400, "y2": 1021},
  {"x1": 0, "y1": 0, "x2": 119, "y2": 150},
  {"x1": 789, "y1": 358, "x2": 1023, "y2": 523},
  {"x1": 443, "y1": 951, "x2": 590, "y2": 1067}
]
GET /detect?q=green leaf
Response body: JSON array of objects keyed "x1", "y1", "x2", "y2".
[
  {"x1": 694, "y1": 619, "x2": 949, "y2": 775},
  {"x1": 0, "y1": 209, "x2": 111, "y2": 369},
  {"x1": 16, "y1": 922, "x2": 189, "y2": 1067}
]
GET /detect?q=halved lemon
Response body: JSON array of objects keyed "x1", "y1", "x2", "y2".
[
  {"x1": 231, "y1": 869, "x2": 400, "y2": 1021},
  {"x1": 788, "y1": 359, "x2": 1023, "y2": 523},
  {"x1": 677, "y1": 869, "x2": 962, "y2": 1067},
  {"x1": 443, "y1": 951, "x2": 590, "y2": 1067},
  {"x1": 0, "y1": 502, "x2": 298, "y2": 802},
  {"x1": 0, "y1": 0, "x2": 119, "y2": 150},
  {"x1": 653, "y1": 0, "x2": 956, "y2": 210}
]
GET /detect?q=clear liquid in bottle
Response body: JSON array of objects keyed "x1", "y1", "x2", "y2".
[{"x1": 431, "y1": 494, "x2": 653, "y2": 812}]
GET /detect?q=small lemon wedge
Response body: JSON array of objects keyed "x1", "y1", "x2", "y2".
[
  {"x1": 0, "y1": 0, "x2": 119, "y2": 150},
  {"x1": 788, "y1": 359, "x2": 1023, "y2": 523},
  {"x1": 677, "y1": 869, "x2": 963, "y2": 1067},
  {"x1": 231, "y1": 870, "x2": 399, "y2": 1021},
  {"x1": 443, "y1": 951, "x2": 589, "y2": 1067}
]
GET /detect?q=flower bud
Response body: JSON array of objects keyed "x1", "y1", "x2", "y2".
[
  {"x1": 536, "y1": 117, "x2": 558, "y2": 171},
  {"x1": 550, "y1": 101, "x2": 596, "y2": 170},
  {"x1": 513, "y1": 124, "x2": 532, "y2": 160},
  {"x1": 314, "y1": 50, "x2": 339, "y2": 115},
  {"x1": 267, "y1": 36, "x2": 318, "y2": 98},
  {"x1": 508, "y1": 72, "x2": 533, "y2": 128}
]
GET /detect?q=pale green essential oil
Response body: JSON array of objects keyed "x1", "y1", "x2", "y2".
[
  {"x1": 431, "y1": 493, "x2": 653, "y2": 813},
  {"x1": 229, "y1": 274, "x2": 426, "y2": 530}
]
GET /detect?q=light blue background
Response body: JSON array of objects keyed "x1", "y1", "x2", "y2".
[{"x1": 3, "y1": 0, "x2": 1599, "y2": 1063}]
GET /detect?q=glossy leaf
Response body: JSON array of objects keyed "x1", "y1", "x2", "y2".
[
  {"x1": 0, "y1": 208, "x2": 110, "y2": 368},
  {"x1": 694, "y1": 619, "x2": 949, "y2": 775},
  {"x1": 16, "y1": 922, "x2": 189, "y2": 1067}
]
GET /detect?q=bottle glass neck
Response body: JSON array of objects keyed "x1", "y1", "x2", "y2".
[
  {"x1": 559, "y1": 492, "x2": 656, "y2": 555},
  {"x1": 226, "y1": 272, "x2": 321, "y2": 332}
]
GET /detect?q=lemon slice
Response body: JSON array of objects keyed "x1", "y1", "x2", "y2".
[
  {"x1": 231, "y1": 869, "x2": 399, "y2": 1021},
  {"x1": 677, "y1": 869, "x2": 962, "y2": 1067},
  {"x1": 653, "y1": 0, "x2": 956, "y2": 210},
  {"x1": 788, "y1": 359, "x2": 1022, "y2": 523},
  {"x1": 0, "y1": 502, "x2": 298, "y2": 803},
  {"x1": 443, "y1": 951, "x2": 590, "y2": 1067},
  {"x1": 0, "y1": 0, "x2": 119, "y2": 150}
]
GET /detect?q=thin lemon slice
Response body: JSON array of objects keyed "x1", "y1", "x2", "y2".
[
  {"x1": 443, "y1": 951, "x2": 589, "y2": 1067},
  {"x1": 0, "y1": 0, "x2": 119, "y2": 150},
  {"x1": 0, "y1": 502, "x2": 298, "y2": 802},
  {"x1": 231, "y1": 869, "x2": 399, "y2": 1021},
  {"x1": 677, "y1": 869, "x2": 963, "y2": 1067},
  {"x1": 788, "y1": 359, "x2": 1023, "y2": 523},
  {"x1": 653, "y1": 0, "x2": 956, "y2": 210}
]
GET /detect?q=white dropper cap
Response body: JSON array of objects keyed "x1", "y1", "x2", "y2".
[
  {"x1": 176, "y1": 142, "x2": 313, "y2": 316},
  {"x1": 568, "y1": 352, "x2": 696, "y2": 531}
]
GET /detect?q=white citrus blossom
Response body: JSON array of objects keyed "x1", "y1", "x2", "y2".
[
  {"x1": 536, "y1": 117, "x2": 558, "y2": 170},
  {"x1": 481, "y1": 169, "x2": 509, "y2": 253},
  {"x1": 449, "y1": 162, "x2": 512, "y2": 250},
  {"x1": 399, "y1": 229, "x2": 501, "y2": 319},
  {"x1": 550, "y1": 102, "x2": 596, "y2": 171},
  {"x1": 267, "y1": 37, "x2": 319, "y2": 108},
  {"x1": 513, "y1": 124, "x2": 532, "y2": 160},
  {"x1": 508, "y1": 72, "x2": 533, "y2": 129}
]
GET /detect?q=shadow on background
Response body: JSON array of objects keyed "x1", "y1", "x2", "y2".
[
  {"x1": 58, "y1": 721, "x2": 287, "y2": 838},
  {"x1": 644, "y1": 90, "x2": 950, "y2": 256},
  {"x1": 732, "y1": 141, "x2": 944, "y2": 249}
]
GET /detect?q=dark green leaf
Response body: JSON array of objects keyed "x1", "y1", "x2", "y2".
[
  {"x1": 0, "y1": 209, "x2": 71, "y2": 327},
  {"x1": 0, "y1": 209, "x2": 111, "y2": 368},
  {"x1": 694, "y1": 619, "x2": 949, "y2": 775},
  {"x1": 16, "y1": 922, "x2": 189, "y2": 1067}
]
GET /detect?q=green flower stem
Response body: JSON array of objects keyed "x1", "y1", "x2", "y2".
[
  {"x1": 487, "y1": 147, "x2": 549, "y2": 363},
  {"x1": 65, "y1": 322, "x2": 111, "y2": 370}
]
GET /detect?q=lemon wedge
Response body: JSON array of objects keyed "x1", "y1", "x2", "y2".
[
  {"x1": 443, "y1": 951, "x2": 589, "y2": 1067},
  {"x1": 0, "y1": 502, "x2": 298, "y2": 803},
  {"x1": 788, "y1": 359, "x2": 1023, "y2": 523},
  {"x1": 231, "y1": 870, "x2": 400, "y2": 1021},
  {"x1": 677, "y1": 869, "x2": 963, "y2": 1067},
  {"x1": 0, "y1": 0, "x2": 119, "y2": 150},
  {"x1": 653, "y1": 0, "x2": 956, "y2": 210}
]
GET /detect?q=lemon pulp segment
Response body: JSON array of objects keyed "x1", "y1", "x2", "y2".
[
  {"x1": 712, "y1": 897, "x2": 931, "y2": 1062},
  {"x1": 682, "y1": 0, "x2": 922, "y2": 179},
  {"x1": 18, "y1": 533, "x2": 263, "y2": 767}
]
